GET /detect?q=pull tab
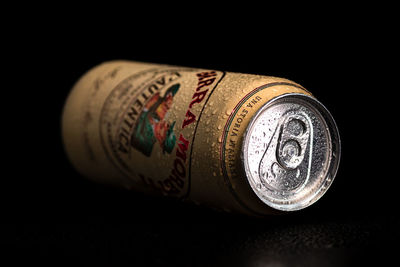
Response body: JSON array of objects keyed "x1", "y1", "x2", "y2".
[{"x1": 258, "y1": 112, "x2": 312, "y2": 192}]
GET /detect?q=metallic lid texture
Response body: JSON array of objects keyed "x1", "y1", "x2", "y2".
[
  {"x1": 62, "y1": 60, "x2": 341, "y2": 215},
  {"x1": 242, "y1": 94, "x2": 340, "y2": 211}
]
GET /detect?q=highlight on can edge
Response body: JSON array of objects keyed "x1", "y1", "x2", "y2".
[{"x1": 62, "y1": 60, "x2": 340, "y2": 215}]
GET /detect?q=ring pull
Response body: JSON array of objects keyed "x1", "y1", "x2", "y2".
[{"x1": 258, "y1": 112, "x2": 312, "y2": 192}]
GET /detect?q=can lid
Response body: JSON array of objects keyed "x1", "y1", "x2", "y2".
[{"x1": 242, "y1": 93, "x2": 340, "y2": 211}]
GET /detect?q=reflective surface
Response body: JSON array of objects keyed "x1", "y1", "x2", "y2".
[
  {"x1": 4, "y1": 201, "x2": 398, "y2": 267},
  {"x1": 243, "y1": 94, "x2": 340, "y2": 211},
  {"x1": 10, "y1": 16, "x2": 395, "y2": 267}
]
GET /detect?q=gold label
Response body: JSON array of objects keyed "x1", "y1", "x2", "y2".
[{"x1": 99, "y1": 67, "x2": 224, "y2": 196}]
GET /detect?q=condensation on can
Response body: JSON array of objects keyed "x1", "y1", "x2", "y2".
[{"x1": 62, "y1": 60, "x2": 340, "y2": 215}]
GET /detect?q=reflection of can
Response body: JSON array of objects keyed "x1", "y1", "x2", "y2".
[{"x1": 62, "y1": 60, "x2": 340, "y2": 215}]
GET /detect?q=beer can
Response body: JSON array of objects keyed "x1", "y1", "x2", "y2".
[{"x1": 62, "y1": 60, "x2": 340, "y2": 215}]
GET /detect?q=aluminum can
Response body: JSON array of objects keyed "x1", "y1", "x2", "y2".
[{"x1": 62, "y1": 60, "x2": 340, "y2": 215}]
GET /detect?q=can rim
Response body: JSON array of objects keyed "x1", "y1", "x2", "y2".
[{"x1": 241, "y1": 93, "x2": 341, "y2": 211}]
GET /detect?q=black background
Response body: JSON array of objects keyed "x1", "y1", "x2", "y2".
[{"x1": 2, "y1": 6, "x2": 398, "y2": 266}]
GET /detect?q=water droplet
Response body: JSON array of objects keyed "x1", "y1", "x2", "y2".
[
  {"x1": 217, "y1": 125, "x2": 222, "y2": 130},
  {"x1": 225, "y1": 109, "x2": 231, "y2": 116},
  {"x1": 218, "y1": 136, "x2": 223, "y2": 143}
]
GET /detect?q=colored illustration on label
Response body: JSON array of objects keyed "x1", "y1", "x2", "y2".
[
  {"x1": 99, "y1": 67, "x2": 225, "y2": 197},
  {"x1": 131, "y1": 84, "x2": 180, "y2": 157}
]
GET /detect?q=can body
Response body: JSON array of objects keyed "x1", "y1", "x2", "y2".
[{"x1": 62, "y1": 61, "x2": 340, "y2": 215}]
